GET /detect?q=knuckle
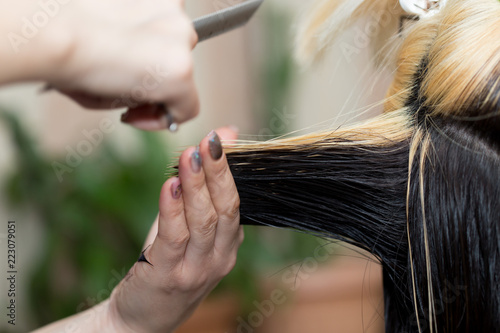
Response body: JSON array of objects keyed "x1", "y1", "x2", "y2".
[
  {"x1": 175, "y1": 278, "x2": 191, "y2": 291},
  {"x1": 192, "y1": 179, "x2": 206, "y2": 193},
  {"x1": 195, "y1": 273, "x2": 209, "y2": 288},
  {"x1": 195, "y1": 213, "x2": 218, "y2": 236},
  {"x1": 178, "y1": 272, "x2": 208, "y2": 291},
  {"x1": 161, "y1": 271, "x2": 183, "y2": 291},
  {"x1": 229, "y1": 197, "x2": 241, "y2": 217},
  {"x1": 158, "y1": 279, "x2": 176, "y2": 293},
  {"x1": 221, "y1": 197, "x2": 240, "y2": 221}
]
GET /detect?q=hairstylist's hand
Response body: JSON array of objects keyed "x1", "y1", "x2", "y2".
[
  {"x1": 3, "y1": 0, "x2": 199, "y2": 129},
  {"x1": 108, "y1": 127, "x2": 243, "y2": 332}
]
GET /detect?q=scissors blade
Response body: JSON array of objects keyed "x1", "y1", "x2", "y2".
[{"x1": 193, "y1": 0, "x2": 264, "y2": 43}]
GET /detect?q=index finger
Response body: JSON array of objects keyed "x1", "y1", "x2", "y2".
[{"x1": 199, "y1": 131, "x2": 241, "y2": 250}]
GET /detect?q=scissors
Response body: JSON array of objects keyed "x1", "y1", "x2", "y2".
[
  {"x1": 165, "y1": 0, "x2": 265, "y2": 131},
  {"x1": 43, "y1": 0, "x2": 265, "y2": 132},
  {"x1": 194, "y1": 0, "x2": 264, "y2": 43}
]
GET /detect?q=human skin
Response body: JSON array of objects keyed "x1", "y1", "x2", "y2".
[
  {"x1": 0, "y1": 0, "x2": 200, "y2": 129},
  {"x1": 32, "y1": 127, "x2": 243, "y2": 332},
  {"x1": 0, "y1": 2, "x2": 243, "y2": 330}
]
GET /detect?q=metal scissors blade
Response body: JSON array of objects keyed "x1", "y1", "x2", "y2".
[{"x1": 193, "y1": 0, "x2": 264, "y2": 43}]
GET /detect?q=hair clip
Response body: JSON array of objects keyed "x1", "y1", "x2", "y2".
[{"x1": 399, "y1": 0, "x2": 447, "y2": 17}]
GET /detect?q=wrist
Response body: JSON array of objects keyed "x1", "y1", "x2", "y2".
[
  {"x1": 107, "y1": 274, "x2": 180, "y2": 333},
  {"x1": 106, "y1": 294, "x2": 138, "y2": 333},
  {"x1": 75, "y1": 299, "x2": 137, "y2": 333}
]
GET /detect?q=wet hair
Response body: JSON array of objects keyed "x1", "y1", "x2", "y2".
[{"x1": 223, "y1": 0, "x2": 500, "y2": 332}]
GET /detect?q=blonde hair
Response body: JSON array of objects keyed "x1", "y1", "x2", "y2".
[{"x1": 295, "y1": 0, "x2": 405, "y2": 66}]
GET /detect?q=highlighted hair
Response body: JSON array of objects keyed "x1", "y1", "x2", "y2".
[{"x1": 221, "y1": 0, "x2": 500, "y2": 332}]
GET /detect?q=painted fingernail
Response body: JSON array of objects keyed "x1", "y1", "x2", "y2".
[
  {"x1": 208, "y1": 131, "x2": 223, "y2": 160},
  {"x1": 191, "y1": 146, "x2": 202, "y2": 173},
  {"x1": 171, "y1": 179, "x2": 182, "y2": 199}
]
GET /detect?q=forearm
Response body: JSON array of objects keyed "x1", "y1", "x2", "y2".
[{"x1": 32, "y1": 299, "x2": 117, "y2": 333}]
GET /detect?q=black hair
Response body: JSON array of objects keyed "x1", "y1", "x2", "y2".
[{"x1": 225, "y1": 63, "x2": 500, "y2": 333}]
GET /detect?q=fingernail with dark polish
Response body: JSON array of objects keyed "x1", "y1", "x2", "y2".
[
  {"x1": 191, "y1": 146, "x2": 202, "y2": 173},
  {"x1": 208, "y1": 131, "x2": 223, "y2": 160},
  {"x1": 171, "y1": 179, "x2": 182, "y2": 199}
]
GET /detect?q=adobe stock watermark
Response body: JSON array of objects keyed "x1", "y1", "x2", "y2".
[
  {"x1": 7, "y1": 0, "x2": 72, "y2": 54},
  {"x1": 51, "y1": 118, "x2": 115, "y2": 183},
  {"x1": 232, "y1": 239, "x2": 336, "y2": 333}
]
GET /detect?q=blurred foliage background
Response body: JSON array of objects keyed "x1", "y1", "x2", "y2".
[{"x1": 2, "y1": 111, "x2": 169, "y2": 324}]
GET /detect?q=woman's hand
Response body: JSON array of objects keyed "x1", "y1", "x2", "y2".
[
  {"x1": 108, "y1": 127, "x2": 243, "y2": 332},
  {"x1": 0, "y1": 0, "x2": 199, "y2": 129}
]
